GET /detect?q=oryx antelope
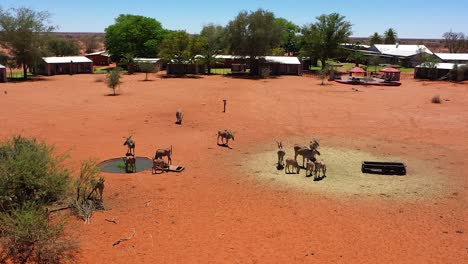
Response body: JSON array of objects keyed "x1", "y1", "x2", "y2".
[
  {"x1": 90, "y1": 177, "x2": 105, "y2": 201},
  {"x1": 123, "y1": 136, "x2": 135, "y2": 155},
  {"x1": 276, "y1": 141, "x2": 286, "y2": 166},
  {"x1": 294, "y1": 146, "x2": 321, "y2": 166},
  {"x1": 154, "y1": 146, "x2": 173, "y2": 165},
  {"x1": 152, "y1": 158, "x2": 169, "y2": 173},
  {"x1": 124, "y1": 154, "x2": 136, "y2": 173},
  {"x1": 176, "y1": 109, "x2": 183, "y2": 124},
  {"x1": 314, "y1": 160, "x2": 327, "y2": 179},
  {"x1": 217, "y1": 130, "x2": 235, "y2": 146},
  {"x1": 305, "y1": 161, "x2": 315, "y2": 177},
  {"x1": 285, "y1": 158, "x2": 300, "y2": 174},
  {"x1": 310, "y1": 139, "x2": 320, "y2": 150}
]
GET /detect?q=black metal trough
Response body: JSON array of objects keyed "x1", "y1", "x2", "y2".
[{"x1": 361, "y1": 161, "x2": 406, "y2": 175}]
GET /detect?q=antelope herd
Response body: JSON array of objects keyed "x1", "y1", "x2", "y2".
[
  {"x1": 277, "y1": 139, "x2": 327, "y2": 181},
  {"x1": 119, "y1": 109, "x2": 328, "y2": 182}
]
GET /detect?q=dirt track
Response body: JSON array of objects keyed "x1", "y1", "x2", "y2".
[{"x1": 1, "y1": 72, "x2": 467, "y2": 263}]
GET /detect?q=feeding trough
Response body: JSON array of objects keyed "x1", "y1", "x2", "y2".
[{"x1": 361, "y1": 161, "x2": 406, "y2": 175}]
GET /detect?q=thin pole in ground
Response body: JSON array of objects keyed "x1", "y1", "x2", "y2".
[{"x1": 223, "y1": 99, "x2": 227, "y2": 113}]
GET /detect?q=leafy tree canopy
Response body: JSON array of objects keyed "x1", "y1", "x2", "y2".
[
  {"x1": 226, "y1": 9, "x2": 285, "y2": 59},
  {"x1": 47, "y1": 37, "x2": 80, "y2": 56},
  {"x1": 369, "y1": 32, "x2": 383, "y2": 46},
  {"x1": 105, "y1": 14, "x2": 167, "y2": 58},
  {"x1": 158, "y1": 31, "x2": 204, "y2": 63},
  {"x1": 0, "y1": 7, "x2": 55, "y2": 79},
  {"x1": 384, "y1": 28, "x2": 398, "y2": 44},
  {"x1": 276, "y1": 18, "x2": 300, "y2": 55},
  {"x1": 301, "y1": 13, "x2": 352, "y2": 69}
]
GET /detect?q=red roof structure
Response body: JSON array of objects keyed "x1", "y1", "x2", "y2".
[
  {"x1": 348, "y1": 67, "x2": 366, "y2": 73},
  {"x1": 380, "y1": 67, "x2": 401, "y2": 82}
]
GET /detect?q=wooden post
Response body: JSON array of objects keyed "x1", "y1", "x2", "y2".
[{"x1": 223, "y1": 99, "x2": 227, "y2": 113}]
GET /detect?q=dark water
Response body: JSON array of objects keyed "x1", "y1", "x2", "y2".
[{"x1": 99, "y1": 157, "x2": 153, "y2": 173}]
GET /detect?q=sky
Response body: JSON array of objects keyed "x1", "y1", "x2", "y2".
[{"x1": 1, "y1": 0, "x2": 467, "y2": 39}]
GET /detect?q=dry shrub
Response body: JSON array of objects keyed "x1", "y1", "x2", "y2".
[
  {"x1": 431, "y1": 95, "x2": 442, "y2": 104},
  {"x1": 71, "y1": 160, "x2": 104, "y2": 224}
]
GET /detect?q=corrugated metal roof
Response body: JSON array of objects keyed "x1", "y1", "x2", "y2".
[
  {"x1": 0, "y1": 64, "x2": 5, "y2": 69},
  {"x1": 85, "y1": 51, "x2": 109, "y2": 56},
  {"x1": 210, "y1": 55, "x2": 301, "y2": 64},
  {"x1": 43, "y1": 56, "x2": 93, "y2": 64},
  {"x1": 435, "y1": 53, "x2": 468, "y2": 61},
  {"x1": 264, "y1": 56, "x2": 301, "y2": 65},
  {"x1": 416, "y1": 63, "x2": 466, "y2": 70},
  {"x1": 373, "y1": 44, "x2": 433, "y2": 57},
  {"x1": 214, "y1": 55, "x2": 245, "y2": 59},
  {"x1": 134, "y1": 58, "x2": 161, "y2": 63}
]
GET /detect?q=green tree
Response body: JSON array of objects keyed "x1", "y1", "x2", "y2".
[
  {"x1": 199, "y1": 24, "x2": 226, "y2": 73},
  {"x1": 138, "y1": 62, "x2": 156, "y2": 80},
  {"x1": 418, "y1": 48, "x2": 440, "y2": 80},
  {"x1": 105, "y1": 14, "x2": 166, "y2": 58},
  {"x1": 301, "y1": 13, "x2": 352, "y2": 69},
  {"x1": 368, "y1": 55, "x2": 382, "y2": 72},
  {"x1": 347, "y1": 51, "x2": 366, "y2": 66},
  {"x1": 384, "y1": 28, "x2": 398, "y2": 44},
  {"x1": 226, "y1": 9, "x2": 285, "y2": 75},
  {"x1": 47, "y1": 37, "x2": 80, "y2": 56},
  {"x1": 0, "y1": 7, "x2": 55, "y2": 80},
  {"x1": 369, "y1": 32, "x2": 383, "y2": 46},
  {"x1": 0, "y1": 136, "x2": 75, "y2": 263},
  {"x1": 276, "y1": 18, "x2": 300, "y2": 55},
  {"x1": 159, "y1": 31, "x2": 203, "y2": 64},
  {"x1": 106, "y1": 69, "x2": 121, "y2": 95}
]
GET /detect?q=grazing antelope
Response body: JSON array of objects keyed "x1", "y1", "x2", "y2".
[
  {"x1": 276, "y1": 141, "x2": 286, "y2": 166},
  {"x1": 123, "y1": 136, "x2": 135, "y2": 155},
  {"x1": 90, "y1": 177, "x2": 105, "y2": 201},
  {"x1": 285, "y1": 158, "x2": 300, "y2": 174},
  {"x1": 295, "y1": 147, "x2": 321, "y2": 167},
  {"x1": 314, "y1": 160, "x2": 327, "y2": 179},
  {"x1": 217, "y1": 130, "x2": 235, "y2": 146},
  {"x1": 152, "y1": 158, "x2": 169, "y2": 174},
  {"x1": 154, "y1": 145, "x2": 172, "y2": 165},
  {"x1": 176, "y1": 109, "x2": 183, "y2": 124},
  {"x1": 305, "y1": 161, "x2": 315, "y2": 177}
]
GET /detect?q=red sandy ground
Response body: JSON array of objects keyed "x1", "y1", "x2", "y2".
[{"x1": 1, "y1": 72, "x2": 467, "y2": 263}]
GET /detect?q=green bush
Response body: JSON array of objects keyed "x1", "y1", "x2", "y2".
[
  {"x1": 0, "y1": 136, "x2": 75, "y2": 263},
  {"x1": 0, "y1": 203, "x2": 77, "y2": 264},
  {"x1": 106, "y1": 69, "x2": 122, "y2": 95},
  {"x1": 0, "y1": 136, "x2": 70, "y2": 211}
]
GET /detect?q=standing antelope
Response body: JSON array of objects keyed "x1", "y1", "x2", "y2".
[
  {"x1": 294, "y1": 146, "x2": 320, "y2": 167},
  {"x1": 276, "y1": 141, "x2": 286, "y2": 167},
  {"x1": 124, "y1": 154, "x2": 136, "y2": 173},
  {"x1": 305, "y1": 161, "x2": 315, "y2": 177},
  {"x1": 309, "y1": 139, "x2": 320, "y2": 150},
  {"x1": 217, "y1": 130, "x2": 235, "y2": 146},
  {"x1": 90, "y1": 177, "x2": 105, "y2": 201},
  {"x1": 154, "y1": 145, "x2": 172, "y2": 165},
  {"x1": 176, "y1": 109, "x2": 183, "y2": 124},
  {"x1": 123, "y1": 136, "x2": 135, "y2": 155},
  {"x1": 285, "y1": 158, "x2": 300, "y2": 174},
  {"x1": 314, "y1": 160, "x2": 327, "y2": 179}
]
